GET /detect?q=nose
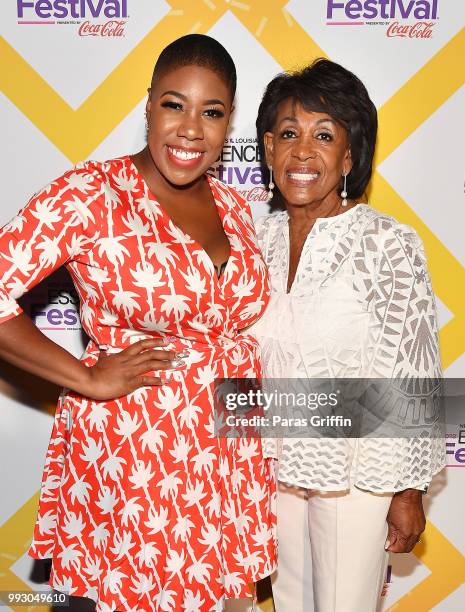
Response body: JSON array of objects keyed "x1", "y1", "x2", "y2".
[
  {"x1": 292, "y1": 140, "x2": 317, "y2": 161},
  {"x1": 178, "y1": 112, "x2": 204, "y2": 141}
]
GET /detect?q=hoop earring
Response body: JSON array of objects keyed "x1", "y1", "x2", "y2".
[
  {"x1": 341, "y1": 173, "x2": 348, "y2": 207},
  {"x1": 267, "y1": 166, "x2": 274, "y2": 201}
]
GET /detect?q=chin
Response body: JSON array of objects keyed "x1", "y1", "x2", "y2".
[
  {"x1": 282, "y1": 194, "x2": 316, "y2": 207},
  {"x1": 151, "y1": 150, "x2": 211, "y2": 188},
  {"x1": 157, "y1": 161, "x2": 201, "y2": 185},
  {"x1": 167, "y1": 171, "x2": 206, "y2": 188}
]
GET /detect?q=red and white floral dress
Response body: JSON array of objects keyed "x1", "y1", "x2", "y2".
[{"x1": 0, "y1": 157, "x2": 276, "y2": 611}]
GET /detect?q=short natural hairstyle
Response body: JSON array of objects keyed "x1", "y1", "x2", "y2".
[
  {"x1": 151, "y1": 34, "x2": 237, "y2": 100},
  {"x1": 256, "y1": 58, "x2": 377, "y2": 200}
]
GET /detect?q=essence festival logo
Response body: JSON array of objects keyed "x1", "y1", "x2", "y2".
[
  {"x1": 326, "y1": 0, "x2": 439, "y2": 38},
  {"x1": 26, "y1": 283, "x2": 81, "y2": 332},
  {"x1": 446, "y1": 426, "x2": 465, "y2": 467},
  {"x1": 16, "y1": 0, "x2": 128, "y2": 37},
  {"x1": 210, "y1": 138, "x2": 268, "y2": 204}
]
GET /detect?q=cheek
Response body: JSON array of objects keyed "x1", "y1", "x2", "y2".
[
  {"x1": 321, "y1": 152, "x2": 337, "y2": 171},
  {"x1": 324, "y1": 146, "x2": 347, "y2": 170},
  {"x1": 272, "y1": 148, "x2": 290, "y2": 178},
  {"x1": 148, "y1": 113, "x2": 176, "y2": 138},
  {"x1": 147, "y1": 121, "x2": 161, "y2": 144},
  {"x1": 205, "y1": 122, "x2": 228, "y2": 151},
  {"x1": 210, "y1": 119, "x2": 228, "y2": 138},
  {"x1": 271, "y1": 143, "x2": 287, "y2": 164}
]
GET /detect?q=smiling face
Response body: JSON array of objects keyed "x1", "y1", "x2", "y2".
[
  {"x1": 146, "y1": 64, "x2": 233, "y2": 188},
  {"x1": 264, "y1": 99, "x2": 352, "y2": 208}
]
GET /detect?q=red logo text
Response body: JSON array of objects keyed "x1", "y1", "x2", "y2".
[
  {"x1": 386, "y1": 20, "x2": 435, "y2": 38},
  {"x1": 78, "y1": 19, "x2": 126, "y2": 37}
]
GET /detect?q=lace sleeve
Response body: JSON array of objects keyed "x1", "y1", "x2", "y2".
[
  {"x1": 367, "y1": 223, "x2": 441, "y2": 380},
  {"x1": 358, "y1": 223, "x2": 445, "y2": 491}
]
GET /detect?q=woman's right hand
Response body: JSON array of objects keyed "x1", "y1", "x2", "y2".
[
  {"x1": 80, "y1": 338, "x2": 185, "y2": 400},
  {"x1": 385, "y1": 489, "x2": 426, "y2": 553}
]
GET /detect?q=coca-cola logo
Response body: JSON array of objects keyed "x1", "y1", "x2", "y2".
[
  {"x1": 78, "y1": 19, "x2": 126, "y2": 37},
  {"x1": 235, "y1": 187, "x2": 269, "y2": 203},
  {"x1": 387, "y1": 20, "x2": 435, "y2": 38}
]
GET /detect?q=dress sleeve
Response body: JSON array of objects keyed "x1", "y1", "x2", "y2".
[
  {"x1": 0, "y1": 162, "x2": 106, "y2": 324},
  {"x1": 361, "y1": 223, "x2": 445, "y2": 490},
  {"x1": 367, "y1": 223, "x2": 441, "y2": 380}
]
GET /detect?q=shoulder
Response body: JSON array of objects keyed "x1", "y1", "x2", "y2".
[
  {"x1": 353, "y1": 205, "x2": 428, "y2": 281},
  {"x1": 36, "y1": 158, "x2": 125, "y2": 202},
  {"x1": 50, "y1": 158, "x2": 132, "y2": 216},
  {"x1": 208, "y1": 176, "x2": 260, "y2": 234},
  {"x1": 207, "y1": 175, "x2": 247, "y2": 207},
  {"x1": 67, "y1": 157, "x2": 128, "y2": 188},
  {"x1": 355, "y1": 204, "x2": 423, "y2": 254},
  {"x1": 39, "y1": 159, "x2": 128, "y2": 223},
  {"x1": 253, "y1": 212, "x2": 286, "y2": 250},
  {"x1": 254, "y1": 211, "x2": 286, "y2": 234}
]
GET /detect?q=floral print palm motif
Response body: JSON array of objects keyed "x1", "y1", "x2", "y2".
[{"x1": 0, "y1": 157, "x2": 276, "y2": 611}]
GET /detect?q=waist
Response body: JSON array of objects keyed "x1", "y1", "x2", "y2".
[{"x1": 83, "y1": 328, "x2": 258, "y2": 359}]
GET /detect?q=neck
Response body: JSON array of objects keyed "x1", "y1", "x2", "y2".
[{"x1": 286, "y1": 192, "x2": 356, "y2": 231}]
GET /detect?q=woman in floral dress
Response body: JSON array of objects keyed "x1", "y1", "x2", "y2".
[{"x1": 0, "y1": 35, "x2": 275, "y2": 611}]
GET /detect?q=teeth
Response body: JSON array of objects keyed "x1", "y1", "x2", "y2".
[
  {"x1": 288, "y1": 173, "x2": 318, "y2": 181},
  {"x1": 169, "y1": 147, "x2": 202, "y2": 161}
]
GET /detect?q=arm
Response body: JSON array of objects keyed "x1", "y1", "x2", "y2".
[
  {"x1": 0, "y1": 165, "x2": 177, "y2": 399},
  {"x1": 367, "y1": 223, "x2": 443, "y2": 552},
  {"x1": 0, "y1": 314, "x2": 174, "y2": 399}
]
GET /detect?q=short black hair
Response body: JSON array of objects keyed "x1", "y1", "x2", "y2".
[
  {"x1": 256, "y1": 58, "x2": 377, "y2": 201},
  {"x1": 151, "y1": 34, "x2": 236, "y2": 101}
]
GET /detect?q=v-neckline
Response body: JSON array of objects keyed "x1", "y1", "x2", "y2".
[
  {"x1": 284, "y1": 204, "x2": 362, "y2": 295},
  {"x1": 126, "y1": 156, "x2": 233, "y2": 290}
]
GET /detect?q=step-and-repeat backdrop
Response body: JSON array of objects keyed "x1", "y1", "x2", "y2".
[{"x1": 1, "y1": 1, "x2": 464, "y2": 610}]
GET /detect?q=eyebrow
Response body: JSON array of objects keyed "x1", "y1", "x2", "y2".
[
  {"x1": 204, "y1": 99, "x2": 226, "y2": 108},
  {"x1": 160, "y1": 90, "x2": 187, "y2": 100},
  {"x1": 278, "y1": 116, "x2": 336, "y2": 126},
  {"x1": 278, "y1": 116, "x2": 298, "y2": 124},
  {"x1": 160, "y1": 90, "x2": 225, "y2": 107}
]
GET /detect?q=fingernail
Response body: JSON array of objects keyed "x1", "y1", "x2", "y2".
[
  {"x1": 175, "y1": 351, "x2": 189, "y2": 359},
  {"x1": 171, "y1": 359, "x2": 185, "y2": 368},
  {"x1": 384, "y1": 541, "x2": 390, "y2": 550}
]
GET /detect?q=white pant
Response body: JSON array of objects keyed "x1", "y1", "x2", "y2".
[{"x1": 273, "y1": 482, "x2": 393, "y2": 612}]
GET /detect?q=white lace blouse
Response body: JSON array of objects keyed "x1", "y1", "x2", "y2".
[{"x1": 250, "y1": 204, "x2": 445, "y2": 493}]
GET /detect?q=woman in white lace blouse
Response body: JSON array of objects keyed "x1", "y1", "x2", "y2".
[{"x1": 250, "y1": 59, "x2": 444, "y2": 611}]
